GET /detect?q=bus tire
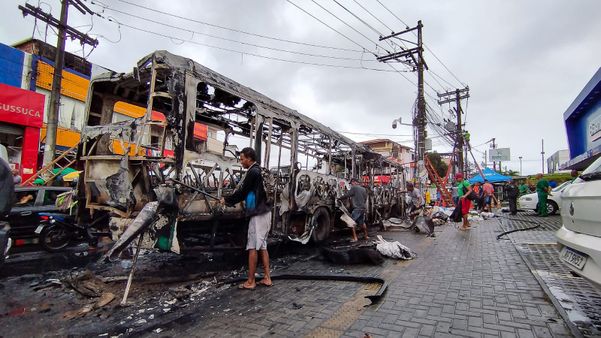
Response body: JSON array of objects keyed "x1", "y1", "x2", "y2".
[{"x1": 311, "y1": 207, "x2": 331, "y2": 243}]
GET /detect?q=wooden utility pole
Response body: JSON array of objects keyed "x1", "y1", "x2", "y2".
[
  {"x1": 378, "y1": 21, "x2": 427, "y2": 182},
  {"x1": 19, "y1": 1, "x2": 98, "y2": 167},
  {"x1": 437, "y1": 87, "x2": 469, "y2": 176}
]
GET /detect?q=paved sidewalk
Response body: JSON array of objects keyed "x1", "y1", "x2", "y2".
[
  {"x1": 500, "y1": 212, "x2": 601, "y2": 337},
  {"x1": 156, "y1": 217, "x2": 573, "y2": 338}
]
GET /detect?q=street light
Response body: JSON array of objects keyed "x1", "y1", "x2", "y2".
[
  {"x1": 519, "y1": 156, "x2": 523, "y2": 175},
  {"x1": 391, "y1": 117, "x2": 413, "y2": 129}
]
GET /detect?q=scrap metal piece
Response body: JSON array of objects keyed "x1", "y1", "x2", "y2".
[
  {"x1": 225, "y1": 274, "x2": 388, "y2": 305},
  {"x1": 104, "y1": 201, "x2": 159, "y2": 261}
]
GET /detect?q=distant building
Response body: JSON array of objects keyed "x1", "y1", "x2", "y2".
[
  {"x1": 360, "y1": 139, "x2": 414, "y2": 179},
  {"x1": 547, "y1": 150, "x2": 570, "y2": 173},
  {"x1": 563, "y1": 67, "x2": 601, "y2": 170},
  {"x1": 0, "y1": 38, "x2": 211, "y2": 181}
]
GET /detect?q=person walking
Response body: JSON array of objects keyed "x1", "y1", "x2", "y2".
[
  {"x1": 455, "y1": 173, "x2": 473, "y2": 230},
  {"x1": 505, "y1": 179, "x2": 519, "y2": 215},
  {"x1": 221, "y1": 147, "x2": 272, "y2": 290},
  {"x1": 535, "y1": 173, "x2": 551, "y2": 217},
  {"x1": 404, "y1": 182, "x2": 424, "y2": 222},
  {"x1": 482, "y1": 180, "x2": 495, "y2": 211},
  {"x1": 472, "y1": 182, "x2": 482, "y2": 211},
  {"x1": 338, "y1": 178, "x2": 369, "y2": 242},
  {"x1": 451, "y1": 185, "x2": 459, "y2": 207}
]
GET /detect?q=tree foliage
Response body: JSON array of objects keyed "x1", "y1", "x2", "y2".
[{"x1": 427, "y1": 152, "x2": 448, "y2": 178}]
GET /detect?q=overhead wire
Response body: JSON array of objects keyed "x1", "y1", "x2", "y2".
[
  {"x1": 331, "y1": 0, "x2": 382, "y2": 37},
  {"x1": 375, "y1": 0, "x2": 466, "y2": 87},
  {"x1": 110, "y1": 0, "x2": 363, "y2": 53},
  {"x1": 350, "y1": 0, "x2": 394, "y2": 34},
  {"x1": 97, "y1": 4, "x2": 376, "y2": 63},
  {"x1": 107, "y1": 20, "x2": 403, "y2": 72},
  {"x1": 309, "y1": 0, "x2": 391, "y2": 53},
  {"x1": 286, "y1": 0, "x2": 417, "y2": 86}
]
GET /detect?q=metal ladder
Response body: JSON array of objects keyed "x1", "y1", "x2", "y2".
[
  {"x1": 424, "y1": 155, "x2": 454, "y2": 207},
  {"x1": 21, "y1": 143, "x2": 78, "y2": 186}
]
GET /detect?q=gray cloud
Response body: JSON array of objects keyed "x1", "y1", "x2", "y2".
[{"x1": 1, "y1": 0, "x2": 599, "y2": 175}]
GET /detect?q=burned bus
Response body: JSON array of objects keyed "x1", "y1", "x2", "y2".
[{"x1": 76, "y1": 50, "x2": 406, "y2": 254}]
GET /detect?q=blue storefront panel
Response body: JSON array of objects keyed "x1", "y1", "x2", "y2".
[
  {"x1": 0, "y1": 42, "x2": 24, "y2": 88},
  {"x1": 563, "y1": 68, "x2": 601, "y2": 169}
]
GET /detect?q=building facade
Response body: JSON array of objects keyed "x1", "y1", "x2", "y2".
[
  {"x1": 360, "y1": 139, "x2": 414, "y2": 180},
  {"x1": 563, "y1": 67, "x2": 601, "y2": 170},
  {"x1": 0, "y1": 39, "x2": 212, "y2": 182},
  {"x1": 547, "y1": 149, "x2": 570, "y2": 174}
]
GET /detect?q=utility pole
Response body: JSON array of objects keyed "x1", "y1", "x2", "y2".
[
  {"x1": 484, "y1": 150, "x2": 488, "y2": 168},
  {"x1": 541, "y1": 138, "x2": 545, "y2": 174},
  {"x1": 378, "y1": 21, "x2": 427, "y2": 185},
  {"x1": 491, "y1": 138, "x2": 497, "y2": 171},
  {"x1": 437, "y1": 87, "x2": 469, "y2": 176},
  {"x1": 19, "y1": 1, "x2": 98, "y2": 167}
]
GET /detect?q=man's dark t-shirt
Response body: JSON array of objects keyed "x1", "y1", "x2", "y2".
[{"x1": 341, "y1": 185, "x2": 368, "y2": 210}]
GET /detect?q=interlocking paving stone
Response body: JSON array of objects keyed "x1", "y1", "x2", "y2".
[
  {"x1": 142, "y1": 215, "x2": 577, "y2": 337},
  {"x1": 501, "y1": 212, "x2": 601, "y2": 337}
]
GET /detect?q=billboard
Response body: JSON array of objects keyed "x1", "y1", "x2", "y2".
[{"x1": 489, "y1": 148, "x2": 510, "y2": 162}]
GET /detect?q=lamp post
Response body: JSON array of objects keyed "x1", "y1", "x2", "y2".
[{"x1": 519, "y1": 156, "x2": 523, "y2": 176}]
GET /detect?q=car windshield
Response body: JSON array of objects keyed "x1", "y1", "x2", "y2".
[
  {"x1": 580, "y1": 156, "x2": 601, "y2": 181},
  {"x1": 552, "y1": 181, "x2": 570, "y2": 192}
]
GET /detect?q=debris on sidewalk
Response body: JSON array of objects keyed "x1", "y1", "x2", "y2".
[{"x1": 374, "y1": 235, "x2": 416, "y2": 260}]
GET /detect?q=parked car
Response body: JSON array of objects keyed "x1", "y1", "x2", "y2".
[
  {"x1": 517, "y1": 180, "x2": 571, "y2": 215},
  {"x1": 8, "y1": 186, "x2": 72, "y2": 242},
  {"x1": 555, "y1": 156, "x2": 601, "y2": 286}
]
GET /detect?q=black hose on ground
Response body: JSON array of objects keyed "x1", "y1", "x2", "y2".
[
  {"x1": 224, "y1": 274, "x2": 387, "y2": 305},
  {"x1": 496, "y1": 215, "x2": 541, "y2": 240}
]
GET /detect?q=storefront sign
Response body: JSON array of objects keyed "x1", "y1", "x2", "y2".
[
  {"x1": 0, "y1": 83, "x2": 45, "y2": 128},
  {"x1": 489, "y1": 148, "x2": 511, "y2": 162}
]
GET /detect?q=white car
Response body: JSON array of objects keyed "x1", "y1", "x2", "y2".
[
  {"x1": 518, "y1": 181, "x2": 571, "y2": 215},
  {"x1": 555, "y1": 156, "x2": 601, "y2": 286}
]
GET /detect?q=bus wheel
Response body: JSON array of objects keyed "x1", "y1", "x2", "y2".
[{"x1": 311, "y1": 208, "x2": 331, "y2": 243}]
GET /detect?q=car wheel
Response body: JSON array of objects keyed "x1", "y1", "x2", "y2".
[
  {"x1": 40, "y1": 225, "x2": 71, "y2": 252},
  {"x1": 311, "y1": 207, "x2": 331, "y2": 243},
  {"x1": 547, "y1": 201, "x2": 558, "y2": 215}
]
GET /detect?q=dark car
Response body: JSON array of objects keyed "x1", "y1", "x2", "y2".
[{"x1": 9, "y1": 186, "x2": 72, "y2": 241}]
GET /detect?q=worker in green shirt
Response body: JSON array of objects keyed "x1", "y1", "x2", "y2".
[
  {"x1": 535, "y1": 174, "x2": 551, "y2": 217},
  {"x1": 518, "y1": 182, "x2": 530, "y2": 196}
]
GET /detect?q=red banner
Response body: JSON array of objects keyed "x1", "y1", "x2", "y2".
[{"x1": 0, "y1": 83, "x2": 45, "y2": 128}]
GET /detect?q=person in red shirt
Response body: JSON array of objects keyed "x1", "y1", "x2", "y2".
[{"x1": 482, "y1": 180, "x2": 495, "y2": 211}]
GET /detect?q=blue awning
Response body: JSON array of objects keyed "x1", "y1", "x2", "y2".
[{"x1": 468, "y1": 167, "x2": 512, "y2": 184}]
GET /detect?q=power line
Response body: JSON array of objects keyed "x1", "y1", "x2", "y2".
[
  {"x1": 108, "y1": 0, "x2": 363, "y2": 53},
  {"x1": 112, "y1": 20, "x2": 403, "y2": 72},
  {"x1": 350, "y1": 0, "x2": 394, "y2": 34},
  {"x1": 285, "y1": 0, "x2": 371, "y2": 53},
  {"x1": 428, "y1": 68, "x2": 456, "y2": 89},
  {"x1": 286, "y1": 0, "x2": 416, "y2": 86},
  {"x1": 375, "y1": 0, "x2": 410, "y2": 28},
  {"x1": 332, "y1": 0, "x2": 382, "y2": 36},
  {"x1": 309, "y1": 0, "x2": 390, "y2": 53},
  {"x1": 339, "y1": 131, "x2": 413, "y2": 137},
  {"x1": 375, "y1": 0, "x2": 466, "y2": 87},
  {"x1": 98, "y1": 4, "x2": 375, "y2": 63}
]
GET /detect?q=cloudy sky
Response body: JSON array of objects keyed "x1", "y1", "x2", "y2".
[{"x1": 1, "y1": 0, "x2": 599, "y2": 175}]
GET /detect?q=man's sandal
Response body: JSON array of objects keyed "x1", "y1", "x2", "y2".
[{"x1": 238, "y1": 282, "x2": 256, "y2": 290}]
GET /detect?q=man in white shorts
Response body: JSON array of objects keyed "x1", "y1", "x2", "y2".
[{"x1": 222, "y1": 147, "x2": 272, "y2": 290}]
